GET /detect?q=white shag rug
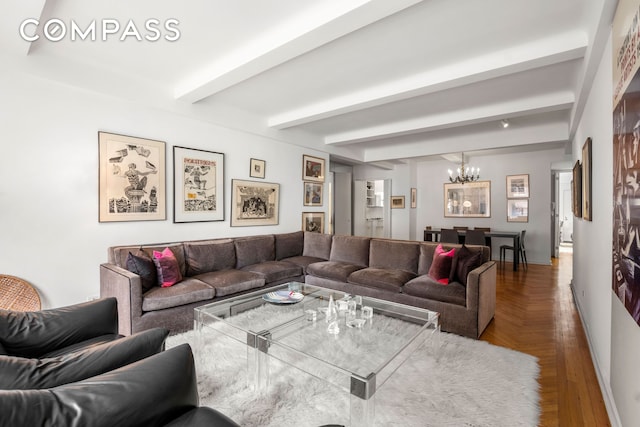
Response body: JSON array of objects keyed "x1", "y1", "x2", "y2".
[{"x1": 167, "y1": 308, "x2": 540, "y2": 427}]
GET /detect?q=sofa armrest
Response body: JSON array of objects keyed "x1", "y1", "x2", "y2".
[
  {"x1": 0, "y1": 298, "x2": 118, "y2": 358},
  {"x1": 100, "y1": 263, "x2": 143, "y2": 336},
  {"x1": 465, "y1": 260, "x2": 496, "y2": 338}
]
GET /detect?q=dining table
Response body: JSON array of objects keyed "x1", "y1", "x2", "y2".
[{"x1": 424, "y1": 228, "x2": 522, "y2": 271}]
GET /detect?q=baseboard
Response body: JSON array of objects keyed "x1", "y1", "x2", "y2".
[{"x1": 570, "y1": 280, "x2": 622, "y2": 427}]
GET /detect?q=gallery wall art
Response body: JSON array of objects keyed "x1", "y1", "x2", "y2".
[
  {"x1": 98, "y1": 132, "x2": 166, "y2": 222},
  {"x1": 613, "y1": 0, "x2": 640, "y2": 326},
  {"x1": 173, "y1": 146, "x2": 224, "y2": 223},
  {"x1": 230, "y1": 179, "x2": 280, "y2": 226}
]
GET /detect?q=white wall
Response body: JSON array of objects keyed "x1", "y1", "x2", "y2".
[
  {"x1": 0, "y1": 69, "x2": 327, "y2": 308},
  {"x1": 413, "y1": 149, "x2": 564, "y2": 264},
  {"x1": 573, "y1": 31, "x2": 639, "y2": 426}
]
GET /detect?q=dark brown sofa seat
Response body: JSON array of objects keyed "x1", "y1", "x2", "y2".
[
  {"x1": 306, "y1": 235, "x2": 370, "y2": 282},
  {"x1": 279, "y1": 231, "x2": 332, "y2": 273},
  {"x1": 348, "y1": 239, "x2": 419, "y2": 292},
  {"x1": 235, "y1": 235, "x2": 304, "y2": 285}
]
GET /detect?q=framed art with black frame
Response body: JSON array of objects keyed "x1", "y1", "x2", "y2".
[{"x1": 173, "y1": 146, "x2": 224, "y2": 223}]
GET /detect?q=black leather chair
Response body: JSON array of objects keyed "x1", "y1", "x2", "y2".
[
  {"x1": 0, "y1": 297, "x2": 121, "y2": 358},
  {"x1": 0, "y1": 297, "x2": 169, "y2": 389},
  {"x1": 500, "y1": 230, "x2": 528, "y2": 269},
  {"x1": 0, "y1": 344, "x2": 240, "y2": 427}
]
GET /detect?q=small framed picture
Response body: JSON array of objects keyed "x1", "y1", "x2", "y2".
[
  {"x1": 506, "y1": 174, "x2": 529, "y2": 198},
  {"x1": 507, "y1": 199, "x2": 529, "y2": 222},
  {"x1": 410, "y1": 188, "x2": 417, "y2": 208},
  {"x1": 250, "y1": 158, "x2": 266, "y2": 179},
  {"x1": 302, "y1": 154, "x2": 325, "y2": 182},
  {"x1": 302, "y1": 212, "x2": 324, "y2": 233},
  {"x1": 391, "y1": 195, "x2": 405, "y2": 209},
  {"x1": 303, "y1": 182, "x2": 323, "y2": 206}
]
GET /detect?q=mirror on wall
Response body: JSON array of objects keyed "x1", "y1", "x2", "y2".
[{"x1": 353, "y1": 179, "x2": 391, "y2": 238}]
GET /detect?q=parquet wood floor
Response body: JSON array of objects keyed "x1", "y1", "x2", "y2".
[{"x1": 480, "y1": 251, "x2": 610, "y2": 426}]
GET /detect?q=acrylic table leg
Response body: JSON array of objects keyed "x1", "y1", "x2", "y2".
[
  {"x1": 246, "y1": 331, "x2": 271, "y2": 391},
  {"x1": 350, "y1": 374, "x2": 375, "y2": 427}
]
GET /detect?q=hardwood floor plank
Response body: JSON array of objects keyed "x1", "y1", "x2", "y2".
[{"x1": 481, "y1": 251, "x2": 610, "y2": 427}]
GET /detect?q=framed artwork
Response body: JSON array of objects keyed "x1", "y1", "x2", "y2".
[
  {"x1": 250, "y1": 158, "x2": 266, "y2": 179},
  {"x1": 230, "y1": 179, "x2": 280, "y2": 226},
  {"x1": 582, "y1": 137, "x2": 592, "y2": 221},
  {"x1": 173, "y1": 146, "x2": 224, "y2": 223},
  {"x1": 98, "y1": 131, "x2": 166, "y2": 222},
  {"x1": 302, "y1": 212, "x2": 324, "y2": 233},
  {"x1": 444, "y1": 181, "x2": 491, "y2": 218},
  {"x1": 302, "y1": 154, "x2": 325, "y2": 182},
  {"x1": 572, "y1": 160, "x2": 582, "y2": 218},
  {"x1": 391, "y1": 195, "x2": 405, "y2": 209},
  {"x1": 506, "y1": 174, "x2": 529, "y2": 198},
  {"x1": 303, "y1": 182, "x2": 323, "y2": 206},
  {"x1": 507, "y1": 199, "x2": 529, "y2": 222},
  {"x1": 411, "y1": 188, "x2": 417, "y2": 208}
]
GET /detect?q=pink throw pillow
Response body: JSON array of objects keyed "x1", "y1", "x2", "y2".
[
  {"x1": 428, "y1": 244, "x2": 455, "y2": 285},
  {"x1": 153, "y1": 248, "x2": 182, "y2": 287}
]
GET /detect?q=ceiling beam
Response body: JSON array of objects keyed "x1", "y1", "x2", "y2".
[
  {"x1": 174, "y1": 0, "x2": 424, "y2": 103},
  {"x1": 324, "y1": 91, "x2": 575, "y2": 145},
  {"x1": 268, "y1": 32, "x2": 587, "y2": 130},
  {"x1": 362, "y1": 121, "x2": 569, "y2": 163}
]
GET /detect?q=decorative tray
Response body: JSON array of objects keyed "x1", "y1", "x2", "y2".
[{"x1": 262, "y1": 290, "x2": 304, "y2": 304}]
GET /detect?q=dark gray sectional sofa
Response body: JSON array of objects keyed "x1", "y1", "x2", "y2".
[{"x1": 100, "y1": 231, "x2": 496, "y2": 339}]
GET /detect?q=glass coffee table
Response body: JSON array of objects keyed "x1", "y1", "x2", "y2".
[{"x1": 194, "y1": 282, "x2": 439, "y2": 427}]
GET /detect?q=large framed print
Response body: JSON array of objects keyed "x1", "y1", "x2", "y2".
[
  {"x1": 231, "y1": 179, "x2": 280, "y2": 226},
  {"x1": 173, "y1": 146, "x2": 224, "y2": 223},
  {"x1": 302, "y1": 212, "x2": 324, "y2": 233},
  {"x1": 507, "y1": 199, "x2": 529, "y2": 222},
  {"x1": 302, "y1": 154, "x2": 325, "y2": 182},
  {"x1": 444, "y1": 181, "x2": 491, "y2": 218},
  {"x1": 303, "y1": 182, "x2": 323, "y2": 206},
  {"x1": 572, "y1": 160, "x2": 582, "y2": 218},
  {"x1": 506, "y1": 174, "x2": 529, "y2": 198},
  {"x1": 98, "y1": 132, "x2": 166, "y2": 222}
]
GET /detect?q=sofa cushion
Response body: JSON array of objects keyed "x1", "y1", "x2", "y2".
[
  {"x1": 369, "y1": 239, "x2": 419, "y2": 274},
  {"x1": 184, "y1": 240, "x2": 236, "y2": 276},
  {"x1": 194, "y1": 270, "x2": 265, "y2": 297},
  {"x1": 403, "y1": 275, "x2": 466, "y2": 305},
  {"x1": 275, "y1": 231, "x2": 304, "y2": 260},
  {"x1": 428, "y1": 244, "x2": 456, "y2": 285},
  {"x1": 126, "y1": 250, "x2": 157, "y2": 292},
  {"x1": 303, "y1": 232, "x2": 332, "y2": 259},
  {"x1": 329, "y1": 235, "x2": 370, "y2": 266},
  {"x1": 112, "y1": 243, "x2": 186, "y2": 276},
  {"x1": 153, "y1": 248, "x2": 183, "y2": 287},
  {"x1": 348, "y1": 268, "x2": 416, "y2": 292},
  {"x1": 142, "y1": 277, "x2": 214, "y2": 312},
  {"x1": 306, "y1": 261, "x2": 364, "y2": 282},
  {"x1": 235, "y1": 235, "x2": 275, "y2": 269},
  {"x1": 240, "y1": 261, "x2": 302, "y2": 283},
  {"x1": 281, "y1": 256, "x2": 325, "y2": 274},
  {"x1": 453, "y1": 245, "x2": 484, "y2": 286},
  {"x1": 418, "y1": 243, "x2": 459, "y2": 276}
]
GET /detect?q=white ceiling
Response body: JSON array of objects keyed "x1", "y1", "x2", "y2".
[{"x1": 2, "y1": 0, "x2": 617, "y2": 167}]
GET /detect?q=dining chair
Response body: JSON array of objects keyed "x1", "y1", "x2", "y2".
[
  {"x1": 424, "y1": 226, "x2": 433, "y2": 242},
  {"x1": 453, "y1": 226, "x2": 468, "y2": 231},
  {"x1": 474, "y1": 227, "x2": 492, "y2": 253},
  {"x1": 440, "y1": 228, "x2": 459, "y2": 244},
  {"x1": 500, "y1": 230, "x2": 528, "y2": 269},
  {"x1": 464, "y1": 229, "x2": 487, "y2": 246}
]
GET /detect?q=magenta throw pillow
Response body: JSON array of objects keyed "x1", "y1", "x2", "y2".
[
  {"x1": 153, "y1": 248, "x2": 182, "y2": 287},
  {"x1": 428, "y1": 244, "x2": 455, "y2": 285}
]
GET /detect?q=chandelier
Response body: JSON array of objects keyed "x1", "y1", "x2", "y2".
[{"x1": 447, "y1": 152, "x2": 479, "y2": 184}]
